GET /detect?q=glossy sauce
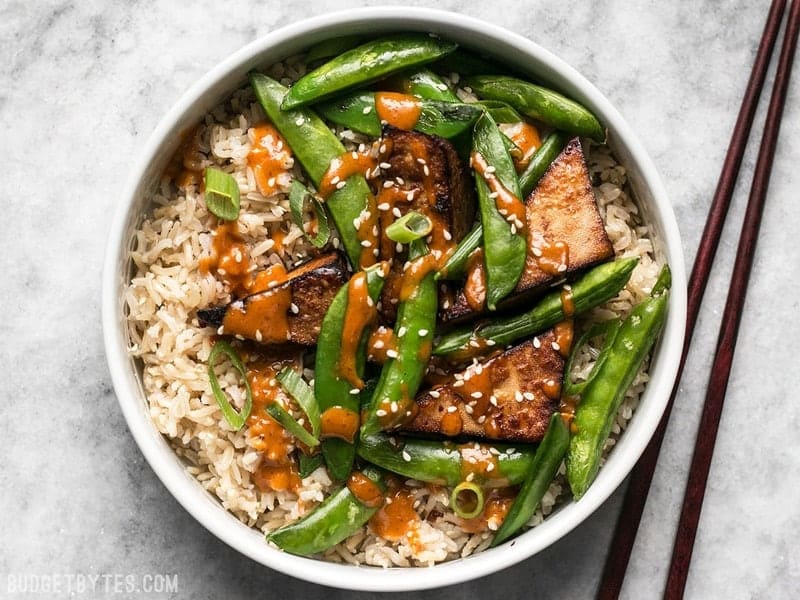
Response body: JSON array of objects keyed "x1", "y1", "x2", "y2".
[
  {"x1": 560, "y1": 286, "x2": 575, "y2": 317},
  {"x1": 553, "y1": 320, "x2": 574, "y2": 358},
  {"x1": 337, "y1": 271, "x2": 378, "y2": 388},
  {"x1": 440, "y1": 404, "x2": 464, "y2": 436},
  {"x1": 369, "y1": 485, "x2": 421, "y2": 545},
  {"x1": 375, "y1": 92, "x2": 423, "y2": 130},
  {"x1": 318, "y1": 143, "x2": 385, "y2": 199},
  {"x1": 221, "y1": 264, "x2": 292, "y2": 343},
  {"x1": 530, "y1": 231, "x2": 569, "y2": 276},
  {"x1": 319, "y1": 406, "x2": 360, "y2": 443},
  {"x1": 499, "y1": 121, "x2": 542, "y2": 171},
  {"x1": 472, "y1": 152, "x2": 528, "y2": 235},
  {"x1": 458, "y1": 361, "x2": 495, "y2": 427},
  {"x1": 463, "y1": 248, "x2": 487, "y2": 312},
  {"x1": 347, "y1": 471, "x2": 385, "y2": 508},
  {"x1": 200, "y1": 221, "x2": 252, "y2": 297},
  {"x1": 399, "y1": 253, "x2": 439, "y2": 301},
  {"x1": 248, "y1": 123, "x2": 293, "y2": 197},
  {"x1": 460, "y1": 443, "x2": 501, "y2": 484},
  {"x1": 356, "y1": 193, "x2": 380, "y2": 269},
  {"x1": 458, "y1": 491, "x2": 516, "y2": 533}
]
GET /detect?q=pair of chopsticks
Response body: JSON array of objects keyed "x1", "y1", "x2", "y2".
[{"x1": 598, "y1": 1, "x2": 800, "y2": 598}]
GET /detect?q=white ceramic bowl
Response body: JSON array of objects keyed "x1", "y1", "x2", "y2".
[{"x1": 102, "y1": 6, "x2": 686, "y2": 591}]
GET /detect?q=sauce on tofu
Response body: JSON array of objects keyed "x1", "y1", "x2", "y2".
[
  {"x1": 248, "y1": 123, "x2": 293, "y2": 197},
  {"x1": 375, "y1": 92, "x2": 423, "y2": 131},
  {"x1": 530, "y1": 231, "x2": 570, "y2": 276},
  {"x1": 560, "y1": 285, "x2": 575, "y2": 317},
  {"x1": 553, "y1": 320, "x2": 574, "y2": 358},
  {"x1": 221, "y1": 264, "x2": 292, "y2": 343}
]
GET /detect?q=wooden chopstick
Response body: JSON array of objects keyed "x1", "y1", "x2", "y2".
[
  {"x1": 597, "y1": 1, "x2": 789, "y2": 598},
  {"x1": 665, "y1": 0, "x2": 800, "y2": 596}
]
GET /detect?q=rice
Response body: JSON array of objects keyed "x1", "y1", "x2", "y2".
[{"x1": 124, "y1": 55, "x2": 661, "y2": 566}]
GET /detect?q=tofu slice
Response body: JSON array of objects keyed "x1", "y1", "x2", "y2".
[
  {"x1": 440, "y1": 137, "x2": 614, "y2": 323},
  {"x1": 197, "y1": 252, "x2": 349, "y2": 346},
  {"x1": 402, "y1": 331, "x2": 565, "y2": 443}
]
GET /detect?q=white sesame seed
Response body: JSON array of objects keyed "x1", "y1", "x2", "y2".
[
  {"x1": 379, "y1": 162, "x2": 391, "y2": 169},
  {"x1": 486, "y1": 462, "x2": 495, "y2": 472},
  {"x1": 336, "y1": 180, "x2": 346, "y2": 189},
  {"x1": 361, "y1": 240, "x2": 372, "y2": 247},
  {"x1": 558, "y1": 264, "x2": 567, "y2": 272},
  {"x1": 416, "y1": 157, "x2": 427, "y2": 164},
  {"x1": 533, "y1": 337, "x2": 541, "y2": 348},
  {"x1": 552, "y1": 342, "x2": 561, "y2": 351},
  {"x1": 423, "y1": 165, "x2": 430, "y2": 176},
  {"x1": 376, "y1": 409, "x2": 387, "y2": 417},
  {"x1": 418, "y1": 329, "x2": 429, "y2": 337},
  {"x1": 532, "y1": 247, "x2": 543, "y2": 257},
  {"x1": 255, "y1": 330, "x2": 263, "y2": 342},
  {"x1": 402, "y1": 451, "x2": 412, "y2": 462},
  {"x1": 391, "y1": 401, "x2": 399, "y2": 413},
  {"x1": 486, "y1": 339, "x2": 496, "y2": 346},
  {"x1": 465, "y1": 405, "x2": 474, "y2": 415},
  {"x1": 216, "y1": 326, "x2": 225, "y2": 335},
  {"x1": 392, "y1": 207, "x2": 402, "y2": 218},
  {"x1": 396, "y1": 176, "x2": 405, "y2": 185},
  {"x1": 453, "y1": 380, "x2": 464, "y2": 388},
  {"x1": 429, "y1": 390, "x2": 440, "y2": 398},
  {"x1": 397, "y1": 326, "x2": 407, "y2": 337},
  {"x1": 466, "y1": 472, "x2": 475, "y2": 482},
  {"x1": 490, "y1": 395, "x2": 499, "y2": 406},
  {"x1": 406, "y1": 191, "x2": 414, "y2": 201},
  {"x1": 443, "y1": 230, "x2": 452, "y2": 241},
  {"x1": 447, "y1": 405, "x2": 458, "y2": 413},
  {"x1": 362, "y1": 106, "x2": 372, "y2": 114},
  {"x1": 379, "y1": 144, "x2": 387, "y2": 154},
  {"x1": 477, "y1": 415, "x2": 486, "y2": 424},
  {"x1": 295, "y1": 117, "x2": 304, "y2": 126},
  {"x1": 377, "y1": 202, "x2": 390, "y2": 211},
  {"x1": 396, "y1": 242, "x2": 404, "y2": 252},
  {"x1": 387, "y1": 349, "x2": 399, "y2": 359},
  {"x1": 524, "y1": 392, "x2": 535, "y2": 401},
  {"x1": 290, "y1": 302, "x2": 299, "y2": 314},
  {"x1": 373, "y1": 248, "x2": 379, "y2": 256},
  {"x1": 373, "y1": 339, "x2": 385, "y2": 349},
  {"x1": 350, "y1": 388, "x2": 360, "y2": 395},
  {"x1": 485, "y1": 165, "x2": 496, "y2": 174},
  {"x1": 469, "y1": 339, "x2": 480, "y2": 348},
  {"x1": 471, "y1": 391, "x2": 483, "y2": 399},
  {"x1": 515, "y1": 391, "x2": 524, "y2": 402},
  {"x1": 331, "y1": 175, "x2": 341, "y2": 185},
  {"x1": 510, "y1": 223, "x2": 517, "y2": 234}
]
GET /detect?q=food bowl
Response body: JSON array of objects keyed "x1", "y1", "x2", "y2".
[{"x1": 102, "y1": 6, "x2": 686, "y2": 591}]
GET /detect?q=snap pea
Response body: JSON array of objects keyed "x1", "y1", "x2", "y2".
[
  {"x1": 433, "y1": 257, "x2": 639, "y2": 359},
  {"x1": 466, "y1": 75, "x2": 606, "y2": 143},
  {"x1": 566, "y1": 272, "x2": 670, "y2": 500},
  {"x1": 490, "y1": 414, "x2": 570, "y2": 546},
  {"x1": 249, "y1": 72, "x2": 368, "y2": 268},
  {"x1": 315, "y1": 263, "x2": 388, "y2": 481},
  {"x1": 266, "y1": 466, "x2": 386, "y2": 556},
  {"x1": 437, "y1": 222, "x2": 482, "y2": 280},
  {"x1": 477, "y1": 100, "x2": 524, "y2": 125},
  {"x1": 434, "y1": 49, "x2": 505, "y2": 76},
  {"x1": 472, "y1": 112, "x2": 527, "y2": 310},
  {"x1": 518, "y1": 131, "x2": 571, "y2": 198},
  {"x1": 305, "y1": 35, "x2": 364, "y2": 64},
  {"x1": 282, "y1": 35, "x2": 458, "y2": 110},
  {"x1": 298, "y1": 453, "x2": 324, "y2": 479},
  {"x1": 317, "y1": 92, "x2": 482, "y2": 139},
  {"x1": 396, "y1": 68, "x2": 459, "y2": 102},
  {"x1": 357, "y1": 433, "x2": 537, "y2": 488},
  {"x1": 360, "y1": 240, "x2": 438, "y2": 437}
]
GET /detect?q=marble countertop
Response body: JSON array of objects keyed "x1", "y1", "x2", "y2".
[{"x1": 2, "y1": 1, "x2": 798, "y2": 598}]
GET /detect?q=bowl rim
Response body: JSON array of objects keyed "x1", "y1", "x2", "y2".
[{"x1": 102, "y1": 6, "x2": 686, "y2": 591}]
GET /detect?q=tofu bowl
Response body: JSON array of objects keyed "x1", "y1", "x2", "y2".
[{"x1": 102, "y1": 7, "x2": 686, "y2": 591}]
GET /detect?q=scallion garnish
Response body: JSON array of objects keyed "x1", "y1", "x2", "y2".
[
  {"x1": 277, "y1": 367, "x2": 321, "y2": 438},
  {"x1": 385, "y1": 210, "x2": 433, "y2": 243},
  {"x1": 289, "y1": 180, "x2": 330, "y2": 248},
  {"x1": 204, "y1": 167, "x2": 241, "y2": 220},
  {"x1": 450, "y1": 481, "x2": 485, "y2": 519},
  {"x1": 207, "y1": 340, "x2": 252, "y2": 429},
  {"x1": 266, "y1": 403, "x2": 320, "y2": 448}
]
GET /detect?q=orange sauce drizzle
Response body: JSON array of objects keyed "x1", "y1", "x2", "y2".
[
  {"x1": 530, "y1": 231, "x2": 569, "y2": 276},
  {"x1": 356, "y1": 193, "x2": 380, "y2": 269},
  {"x1": 337, "y1": 271, "x2": 379, "y2": 388},
  {"x1": 221, "y1": 264, "x2": 292, "y2": 343},
  {"x1": 459, "y1": 444, "x2": 501, "y2": 484},
  {"x1": 458, "y1": 490, "x2": 516, "y2": 533},
  {"x1": 347, "y1": 471, "x2": 385, "y2": 508},
  {"x1": 399, "y1": 253, "x2": 439, "y2": 301},
  {"x1": 463, "y1": 247, "x2": 487, "y2": 312},
  {"x1": 499, "y1": 121, "x2": 542, "y2": 172},
  {"x1": 200, "y1": 221, "x2": 252, "y2": 297},
  {"x1": 471, "y1": 152, "x2": 528, "y2": 235},
  {"x1": 368, "y1": 326, "x2": 398, "y2": 364},
  {"x1": 559, "y1": 395, "x2": 579, "y2": 426},
  {"x1": 369, "y1": 484, "x2": 422, "y2": 547},
  {"x1": 319, "y1": 406, "x2": 360, "y2": 443},
  {"x1": 375, "y1": 92, "x2": 423, "y2": 130},
  {"x1": 553, "y1": 320, "x2": 574, "y2": 358},
  {"x1": 319, "y1": 151, "x2": 378, "y2": 199},
  {"x1": 248, "y1": 123, "x2": 293, "y2": 197},
  {"x1": 542, "y1": 377, "x2": 562, "y2": 400},
  {"x1": 441, "y1": 406, "x2": 464, "y2": 437},
  {"x1": 560, "y1": 286, "x2": 575, "y2": 318}
]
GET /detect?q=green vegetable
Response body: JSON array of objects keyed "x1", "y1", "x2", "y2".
[
  {"x1": 433, "y1": 257, "x2": 640, "y2": 359},
  {"x1": 437, "y1": 222, "x2": 482, "y2": 281},
  {"x1": 472, "y1": 112, "x2": 527, "y2": 310},
  {"x1": 305, "y1": 35, "x2": 364, "y2": 64},
  {"x1": 477, "y1": 100, "x2": 524, "y2": 124},
  {"x1": 267, "y1": 466, "x2": 386, "y2": 556},
  {"x1": 434, "y1": 50, "x2": 505, "y2": 76},
  {"x1": 315, "y1": 263, "x2": 387, "y2": 481},
  {"x1": 518, "y1": 131, "x2": 570, "y2": 198},
  {"x1": 298, "y1": 453, "x2": 324, "y2": 479},
  {"x1": 450, "y1": 481, "x2": 485, "y2": 519},
  {"x1": 207, "y1": 340, "x2": 252, "y2": 430},
  {"x1": 282, "y1": 35, "x2": 458, "y2": 110},
  {"x1": 288, "y1": 180, "x2": 330, "y2": 248},
  {"x1": 357, "y1": 433, "x2": 537, "y2": 487},
  {"x1": 203, "y1": 167, "x2": 240, "y2": 220},
  {"x1": 567, "y1": 270, "x2": 670, "y2": 499},
  {"x1": 385, "y1": 210, "x2": 432, "y2": 243},
  {"x1": 397, "y1": 68, "x2": 459, "y2": 101},
  {"x1": 491, "y1": 414, "x2": 570, "y2": 546},
  {"x1": 265, "y1": 403, "x2": 320, "y2": 448},
  {"x1": 249, "y1": 72, "x2": 368, "y2": 268},
  {"x1": 277, "y1": 367, "x2": 320, "y2": 438},
  {"x1": 360, "y1": 240, "x2": 438, "y2": 436},
  {"x1": 562, "y1": 320, "x2": 623, "y2": 398},
  {"x1": 466, "y1": 75, "x2": 606, "y2": 142}
]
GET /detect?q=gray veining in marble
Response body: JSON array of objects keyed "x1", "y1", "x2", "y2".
[{"x1": 1, "y1": 1, "x2": 799, "y2": 598}]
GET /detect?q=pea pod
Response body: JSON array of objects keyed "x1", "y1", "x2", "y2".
[
  {"x1": 434, "y1": 50, "x2": 505, "y2": 76},
  {"x1": 466, "y1": 75, "x2": 606, "y2": 142},
  {"x1": 360, "y1": 240, "x2": 438, "y2": 436},
  {"x1": 305, "y1": 35, "x2": 364, "y2": 64},
  {"x1": 249, "y1": 72, "x2": 368, "y2": 267},
  {"x1": 267, "y1": 466, "x2": 386, "y2": 556},
  {"x1": 357, "y1": 433, "x2": 537, "y2": 488},
  {"x1": 518, "y1": 131, "x2": 571, "y2": 198},
  {"x1": 490, "y1": 414, "x2": 570, "y2": 546},
  {"x1": 317, "y1": 92, "x2": 482, "y2": 139},
  {"x1": 567, "y1": 274, "x2": 670, "y2": 500},
  {"x1": 472, "y1": 112, "x2": 527, "y2": 310},
  {"x1": 396, "y1": 68, "x2": 459, "y2": 102},
  {"x1": 433, "y1": 257, "x2": 640, "y2": 359},
  {"x1": 282, "y1": 35, "x2": 458, "y2": 110},
  {"x1": 437, "y1": 222, "x2": 482, "y2": 280},
  {"x1": 315, "y1": 263, "x2": 388, "y2": 481}
]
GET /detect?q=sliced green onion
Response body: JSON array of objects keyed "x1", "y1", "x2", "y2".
[
  {"x1": 298, "y1": 453, "x2": 324, "y2": 478},
  {"x1": 265, "y1": 403, "x2": 320, "y2": 448},
  {"x1": 207, "y1": 340, "x2": 252, "y2": 429},
  {"x1": 204, "y1": 167, "x2": 240, "y2": 220},
  {"x1": 563, "y1": 319, "x2": 623, "y2": 397},
  {"x1": 289, "y1": 180, "x2": 330, "y2": 248},
  {"x1": 385, "y1": 211, "x2": 432, "y2": 243},
  {"x1": 277, "y1": 367, "x2": 320, "y2": 438},
  {"x1": 450, "y1": 481, "x2": 485, "y2": 519}
]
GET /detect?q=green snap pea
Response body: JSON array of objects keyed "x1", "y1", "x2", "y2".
[
  {"x1": 566, "y1": 271, "x2": 670, "y2": 500},
  {"x1": 433, "y1": 257, "x2": 640, "y2": 359},
  {"x1": 266, "y1": 466, "x2": 386, "y2": 556},
  {"x1": 360, "y1": 240, "x2": 438, "y2": 437},
  {"x1": 396, "y1": 68, "x2": 459, "y2": 101},
  {"x1": 305, "y1": 35, "x2": 364, "y2": 64},
  {"x1": 437, "y1": 222, "x2": 482, "y2": 281},
  {"x1": 249, "y1": 72, "x2": 368, "y2": 268},
  {"x1": 434, "y1": 50, "x2": 505, "y2": 76},
  {"x1": 298, "y1": 453, "x2": 324, "y2": 479},
  {"x1": 357, "y1": 433, "x2": 537, "y2": 488},
  {"x1": 519, "y1": 131, "x2": 571, "y2": 198},
  {"x1": 472, "y1": 112, "x2": 527, "y2": 310},
  {"x1": 315, "y1": 263, "x2": 387, "y2": 481},
  {"x1": 477, "y1": 100, "x2": 524, "y2": 124},
  {"x1": 466, "y1": 75, "x2": 606, "y2": 142},
  {"x1": 282, "y1": 35, "x2": 458, "y2": 110},
  {"x1": 491, "y1": 414, "x2": 570, "y2": 546}
]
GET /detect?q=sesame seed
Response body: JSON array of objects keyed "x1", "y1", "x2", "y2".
[
  {"x1": 442, "y1": 300, "x2": 450, "y2": 309},
  {"x1": 331, "y1": 176, "x2": 340, "y2": 185},
  {"x1": 392, "y1": 207, "x2": 402, "y2": 218},
  {"x1": 418, "y1": 328, "x2": 429, "y2": 337},
  {"x1": 466, "y1": 472, "x2": 475, "y2": 482},
  {"x1": 290, "y1": 302, "x2": 299, "y2": 314},
  {"x1": 486, "y1": 462, "x2": 495, "y2": 472},
  {"x1": 402, "y1": 451, "x2": 412, "y2": 462},
  {"x1": 387, "y1": 349, "x2": 399, "y2": 359},
  {"x1": 416, "y1": 157, "x2": 427, "y2": 164},
  {"x1": 383, "y1": 180, "x2": 394, "y2": 188},
  {"x1": 429, "y1": 390, "x2": 440, "y2": 398},
  {"x1": 376, "y1": 409, "x2": 387, "y2": 417},
  {"x1": 295, "y1": 117, "x2": 304, "y2": 126},
  {"x1": 379, "y1": 144, "x2": 387, "y2": 154},
  {"x1": 379, "y1": 162, "x2": 391, "y2": 169},
  {"x1": 255, "y1": 330, "x2": 263, "y2": 342},
  {"x1": 406, "y1": 191, "x2": 414, "y2": 201},
  {"x1": 524, "y1": 392, "x2": 535, "y2": 401},
  {"x1": 360, "y1": 240, "x2": 372, "y2": 247},
  {"x1": 475, "y1": 364, "x2": 483, "y2": 375},
  {"x1": 558, "y1": 264, "x2": 567, "y2": 272},
  {"x1": 362, "y1": 106, "x2": 372, "y2": 114},
  {"x1": 443, "y1": 230, "x2": 452, "y2": 241},
  {"x1": 378, "y1": 202, "x2": 390, "y2": 211},
  {"x1": 373, "y1": 340, "x2": 385, "y2": 349},
  {"x1": 471, "y1": 391, "x2": 483, "y2": 399},
  {"x1": 490, "y1": 395, "x2": 499, "y2": 406},
  {"x1": 373, "y1": 248, "x2": 379, "y2": 256},
  {"x1": 350, "y1": 388, "x2": 360, "y2": 395},
  {"x1": 216, "y1": 326, "x2": 225, "y2": 335},
  {"x1": 469, "y1": 339, "x2": 480, "y2": 348},
  {"x1": 396, "y1": 176, "x2": 405, "y2": 185},
  {"x1": 552, "y1": 342, "x2": 561, "y2": 351},
  {"x1": 423, "y1": 165, "x2": 430, "y2": 176},
  {"x1": 397, "y1": 326, "x2": 407, "y2": 337},
  {"x1": 486, "y1": 339, "x2": 496, "y2": 346},
  {"x1": 453, "y1": 380, "x2": 465, "y2": 388},
  {"x1": 515, "y1": 391, "x2": 523, "y2": 402},
  {"x1": 510, "y1": 223, "x2": 517, "y2": 234},
  {"x1": 533, "y1": 337, "x2": 541, "y2": 348},
  {"x1": 447, "y1": 405, "x2": 458, "y2": 413},
  {"x1": 477, "y1": 415, "x2": 486, "y2": 424},
  {"x1": 396, "y1": 242, "x2": 404, "y2": 253},
  {"x1": 506, "y1": 448, "x2": 516, "y2": 454},
  {"x1": 465, "y1": 404, "x2": 474, "y2": 415},
  {"x1": 485, "y1": 165, "x2": 496, "y2": 174},
  {"x1": 532, "y1": 247, "x2": 543, "y2": 257},
  {"x1": 372, "y1": 225, "x2": 379, "y2": 236},
  {"x1": 391, "y1": 401, "x2": 398, "y2": 413}
]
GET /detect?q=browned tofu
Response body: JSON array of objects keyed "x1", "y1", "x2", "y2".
[
  {"x1": 378, "y1": 127, "x2": 475, "y2": 322},
  {"x1": 440, "y1": 137, "x2": 614, "y2": 323},
  {"x1": 197, "y1": 252, "x2": 348, "y2": 346},
  {"x1": 402, "y1": 331, "x2": 565, "y2": 443}
]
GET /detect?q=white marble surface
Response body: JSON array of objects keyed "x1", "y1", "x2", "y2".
[{"x1": 2, "y1": 1, "x2": 799, "y2": 598}]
